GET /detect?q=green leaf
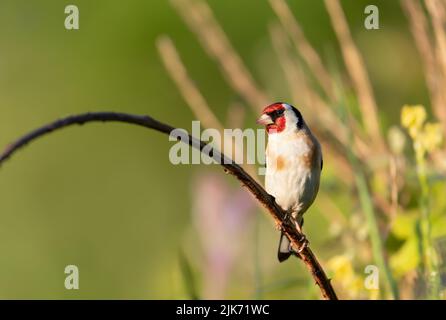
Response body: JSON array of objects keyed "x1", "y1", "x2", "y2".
[
  {"x1": 178, "y1": 250, "x2": 200, "y2": 300},
  {"x1": 391, "y1": 213, "x2": 418, "y2": 239},
  {"x1": 390, "y1": 238, "x2": 420, "y2": 278},
  {"x1": 432, "y1": 216, "x2": 446, "y2": 238}
]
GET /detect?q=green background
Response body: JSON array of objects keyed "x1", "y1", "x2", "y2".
[{"x1": 0, "y1": 0, "x2": 430, "y2": 298}]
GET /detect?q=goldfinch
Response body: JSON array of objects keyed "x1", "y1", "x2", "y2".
[{"x1": 257, "y1": 102, "x2": 323, "y2": 262}]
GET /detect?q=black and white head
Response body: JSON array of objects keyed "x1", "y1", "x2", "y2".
[{"x1": 256, "y1": 102, "x2": 304, "y2": 134}]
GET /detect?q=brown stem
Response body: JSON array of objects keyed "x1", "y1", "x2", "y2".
[{"x1": 0, "y1": 111, "x2": 338, "y2": 300}]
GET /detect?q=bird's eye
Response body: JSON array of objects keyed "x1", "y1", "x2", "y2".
[{"x1": 268, "y1": 109, "x2": 284, "y2": 121}]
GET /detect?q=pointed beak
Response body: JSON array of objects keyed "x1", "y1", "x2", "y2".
[{"x1": 256, "y1": 114, "x2": 274, "y2": 125}]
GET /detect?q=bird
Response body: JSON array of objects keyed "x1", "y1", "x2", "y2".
[{"x1": 256, "y1": 102, "x2": 323, "y2": 262}]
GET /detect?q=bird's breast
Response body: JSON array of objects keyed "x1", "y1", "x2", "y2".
[{"x1": 265, "y1": 132, "x2": 321, "y2": 213}]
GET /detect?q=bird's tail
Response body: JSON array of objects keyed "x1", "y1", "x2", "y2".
[
  {"x1": 277, "y1": 216, "x2": 304, "y2": 262},
  {"x1": 277, "y1": 232, "x2": 293, "y2": 262}
]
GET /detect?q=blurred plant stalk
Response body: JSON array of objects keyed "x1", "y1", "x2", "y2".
[
  {"x1": 192, "y1": 172, "x2": 255, "y2": 299},
  {"x1": 156, "y1": 0, "x2": 446, "y2": 299},
  {"x1": 401, "y1": 105, "x2": 444, "y2": 298}
]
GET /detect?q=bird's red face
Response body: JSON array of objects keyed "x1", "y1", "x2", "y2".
[{"x1": 256, "y1": 103, "x2": 287, "y2": 134}]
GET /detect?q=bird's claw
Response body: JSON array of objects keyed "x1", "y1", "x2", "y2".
[
  {"x1": 276, "y1": 209, "x2": 293, "y2": 231},
  {"x1": 284, "y1": 209, "x2": 294, "y2": 222},
  {"x1": 296, "y1": 235, "x2": 309, "y2": 253}
]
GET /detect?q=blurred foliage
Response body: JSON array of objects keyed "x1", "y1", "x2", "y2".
[{"x1": 0, "y1": 0, "x2": 446, "y2": 300}]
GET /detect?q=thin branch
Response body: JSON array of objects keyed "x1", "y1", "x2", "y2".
[{"x1": 0, "y1": 111, "x2": 338, "y2": 300}]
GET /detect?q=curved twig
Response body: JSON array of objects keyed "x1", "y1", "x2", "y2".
[{"x1": 0, "y1": 112, "x2": 338, "y2": 300}]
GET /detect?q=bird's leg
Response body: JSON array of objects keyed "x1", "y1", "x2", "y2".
[
  {"x1": 292, "y1": 213, "x2": 309, "y2": 253},
  {"x1": 295, "y1": 227, "x2": 309, "y2": 253},
  {"x1": 275, "y1": 206, "x2": 293, "y2": 231},
  {"x1": 278, "y1": 207, "x2": 293, "y2": 230},
  {"x1": 269, "y1": 195, "x2": 284, "y2": 231},
  {"x1": 279, "y1": 207, "x2": 310, "y2": 254}
]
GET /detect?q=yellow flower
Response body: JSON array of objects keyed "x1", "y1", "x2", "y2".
[
  {"x1": 401, "y1": 104, "x2": 443, "y2": 156},
  {"x1": 401, "y1": 105, "x2": 426, "y2": 138},
  {"x1": 328, "y1": 255, "x2": 355, "y2": 280},
  {"x1": 327, "y1": 254, "x2": 364, "y2": 298},
  {"x1": 419, "y1": 122, "x2": 443, "y2": 152}
]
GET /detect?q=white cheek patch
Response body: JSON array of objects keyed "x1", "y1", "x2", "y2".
[{"x1": 283, "y1": 111, "x2": 299, "y2": 132}]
